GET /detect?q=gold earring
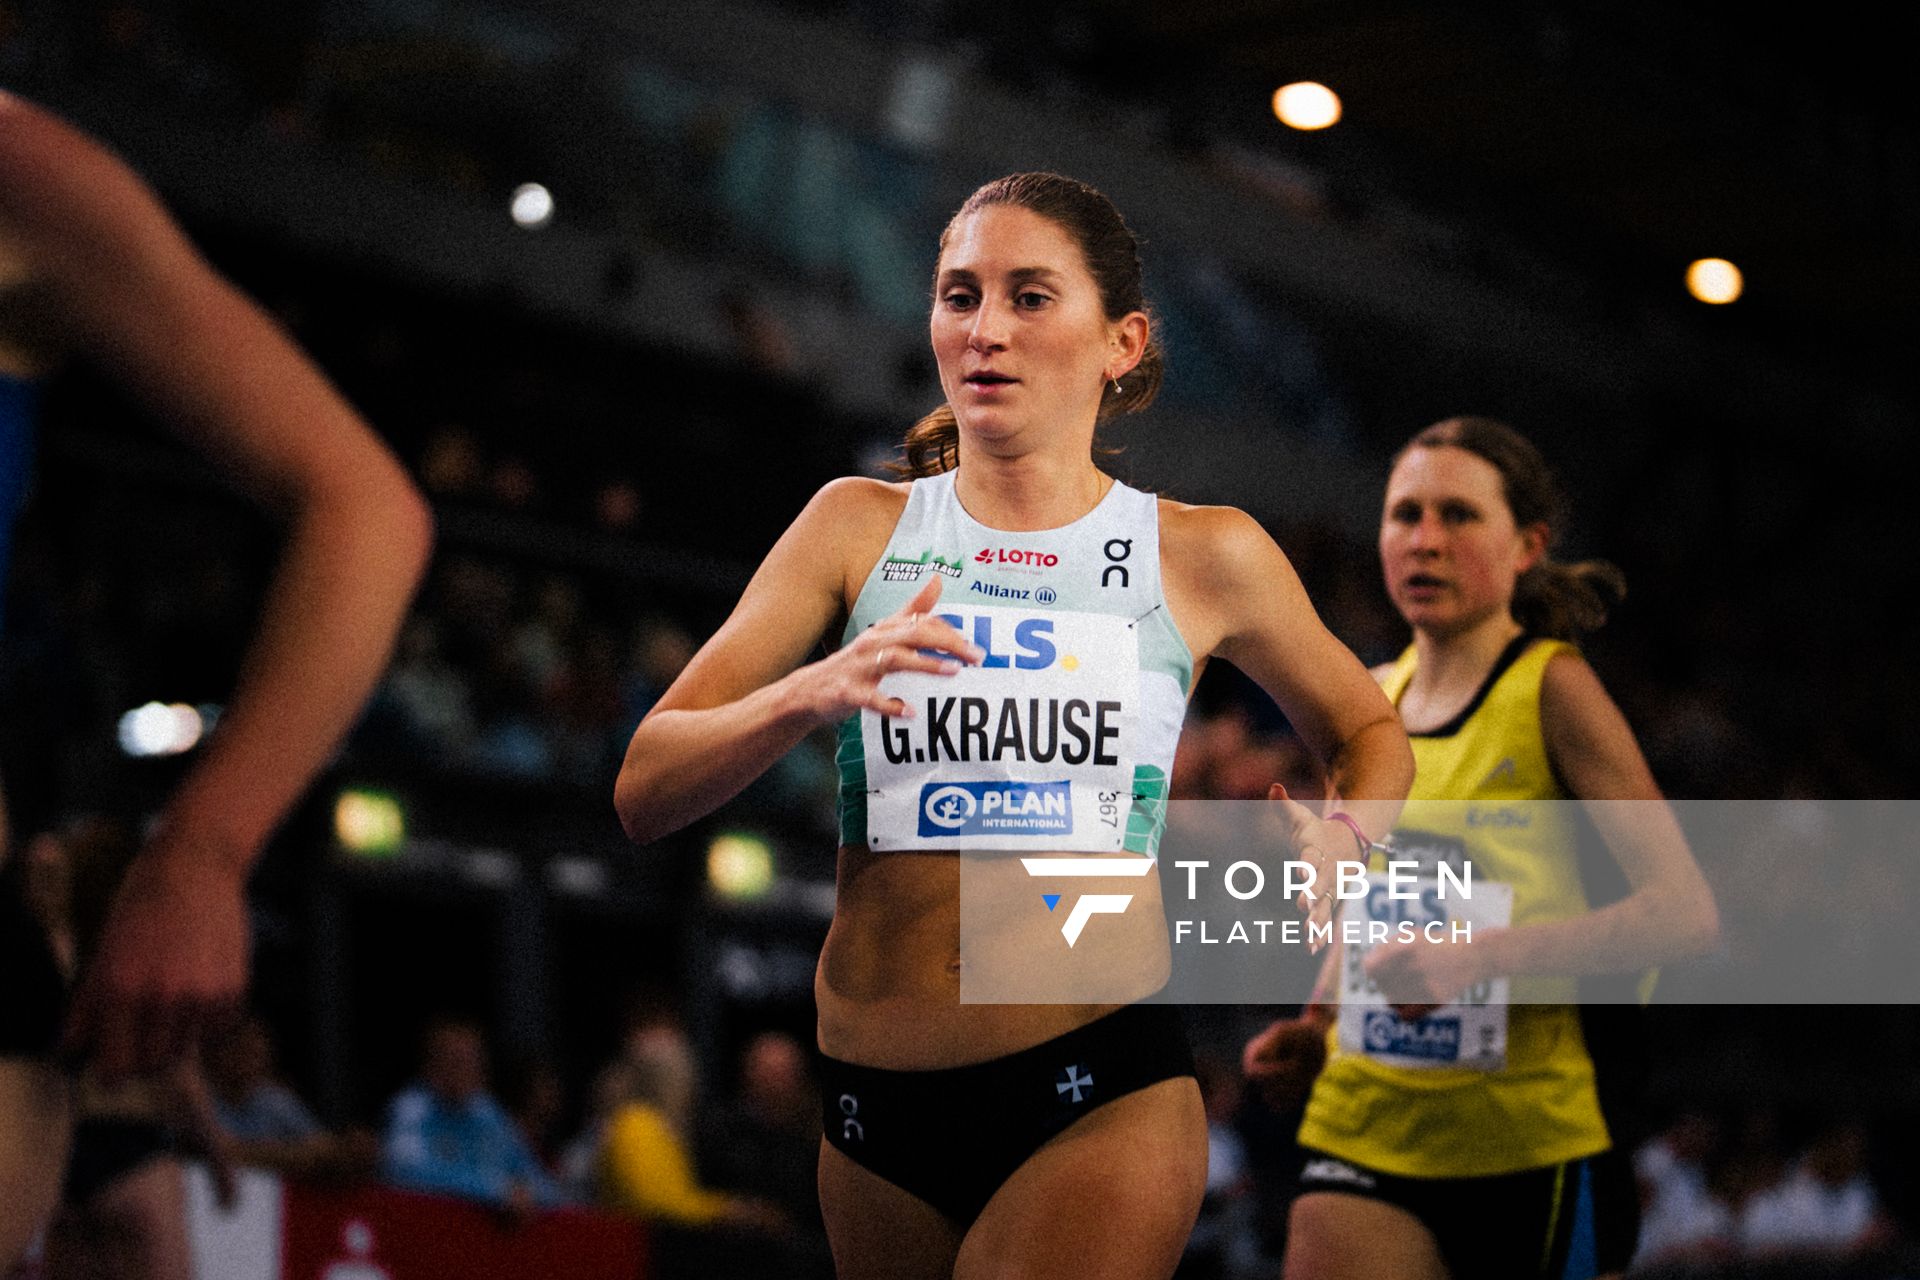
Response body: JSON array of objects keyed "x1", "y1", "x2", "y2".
[{"x1": 1110, "y1": 376, "x2": 1123, "y2": 395}]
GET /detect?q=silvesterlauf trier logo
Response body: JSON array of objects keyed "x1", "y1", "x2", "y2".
[{"x1": 1021, "y1": 856, "x2": 1156, "y2": 947}]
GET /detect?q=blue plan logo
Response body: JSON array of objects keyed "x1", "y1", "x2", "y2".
[
  {"x1": 918, "y1": 780, "x2": 1072, "y2": 837},
  {"x1": 1362, "y1": 1010, "x2": 1462, "y2": 1062}
]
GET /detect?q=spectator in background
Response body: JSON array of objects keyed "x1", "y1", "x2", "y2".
[
  {"x1": 203, "y1": 1015, "x2": 376, "y2": 1183},
  {"x1": 1739, "y1": 1120, "x2": 1892, "y2": 1259},
  {"x1": 495, "y1": 1053, "x2": 567, "y2": 1178},
  {"x1": 466, "y1": 638, "x2": 555, "y2": 780},
  {"x1": 557, "y1": 1059, "x2": 638, "y2": 1204},
  {"x1": 593, "y1": 480, "x2": 642, "y2": 533},
  {"x1": 699, "y1": 1031, "x2": 828, "y2": 1271},
  {"x1": 508, "y1": 575, "x2": 581, "y2": 696},
  {"x1": 418, "y1": 426, "x2": 486, "y2": 503},
  {"x1": 381, "y1": 1019, "x2": 563, "y2": 1212},
  {"x1": 620, "y1": 617, "x2": 696, "y2": 725},
  {"x1": 596, "y1": 1023, "x2": 785, "y2": 1235},
  {"x1": 363, "y1": 617, "x2": 475, "y2": 760},
  {"x1": 1634, "y1": 1111, "x2": 1736, "y2": 1268},
  {"x1": 547, "y1": 623, "x2": 627, "y2": 782}
]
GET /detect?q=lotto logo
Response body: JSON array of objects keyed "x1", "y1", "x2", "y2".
[{"x1": 975, "y1": 547, "x2": 1061, "y2": 568}]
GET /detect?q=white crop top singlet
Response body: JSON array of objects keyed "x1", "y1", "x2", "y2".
[{"x1": 836, "y1": 470, "x2": 1193, "y2": 855}]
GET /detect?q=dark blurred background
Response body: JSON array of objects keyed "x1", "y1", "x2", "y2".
[{"x1": 2, "y1": 0, "x2": 1916, "y2": 1274}]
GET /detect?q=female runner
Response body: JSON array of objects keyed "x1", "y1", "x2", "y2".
[
  {"x1": 615, "y1": 172, "x2": 1412, "y2": 1279},
  {"x1": 1245, "y1": 416, "x2": 1720, "y2": 1280}
]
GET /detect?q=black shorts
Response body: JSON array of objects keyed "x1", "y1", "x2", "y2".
[
  {"x1": 819, "y1": 1003, "x2": 1195, "y2": 1227},
  {"x1": 0, "y1": 863, "x2": 66, "y2": 1059},
  {"x1": 62, "y1": 1118, "x2": 174, "y2": 1207},
  {"x1": 1294, "y1": 1144, "x2": 1638, "y2": 1279}
]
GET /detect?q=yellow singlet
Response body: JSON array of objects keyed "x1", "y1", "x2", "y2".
[{"x1": 1297, "y1": 636, "x2": 1612, "y2": 1178}]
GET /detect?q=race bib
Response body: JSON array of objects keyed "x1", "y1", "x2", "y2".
[
  {"x1": 861, "y1": 605, "x2": 1138, "y2": 851},
  {"x1": 1337, "y1": 875, "x2": 1513, "y2": 1071}
]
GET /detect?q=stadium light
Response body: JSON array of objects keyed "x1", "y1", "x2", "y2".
[
  {"x1": 707, "y1": 832, "x2": 775, "y2": 902},
  {"x1": 510, "y1": 183, "x2": 554, "y2": 229},
  {"x1": 1686, "y1": 258, "x2": 1744, "y2": 304},
  {"x1": 117, "y1": 701, "x2": 205, "y2": 757},
  {"x1": 335, "y1": 787, "x2": 406, "y2": 857},
  {"x1": 1272, "y1": 82, "x2": 1342, "y2": 131}
]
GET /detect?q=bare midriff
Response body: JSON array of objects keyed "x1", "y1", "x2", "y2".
[{"x1": 815, "y1": 842, "x2": 1170, "y2": 1070}]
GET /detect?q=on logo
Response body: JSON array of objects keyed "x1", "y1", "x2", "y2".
[
  {"x1": 1021, "y1": 856, "x2": 1155, "y2": 946},
  {"x1": 1101, "y1": 538, "x2": 1131, "y2": 589},
  {"x1": 923, "y1": 786, "x2": 977, "y2": 830}
]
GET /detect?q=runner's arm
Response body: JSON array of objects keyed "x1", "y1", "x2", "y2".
[
  {"x1": 1183, "y1": 505, "x2": 1413, "y2": 843},
  {"x1": 614, "y1": 479, "x2": 981, "y2": 845},
  {"x1": 1469, "y1": 651, "x2": 1719, "y2": 978}
]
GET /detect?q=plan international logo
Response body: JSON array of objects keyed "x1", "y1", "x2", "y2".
[
  {"x1": 879, "y1": 548, "x2": 964, "y2": 583},
  {"x1": 920, "y1": 781, "x2": 1072, "y2": 838},
  {"x1": 1362, "y1": 1009, "x2": 1463, "y2": 1062},
  {"x1": 1020, "y1": 856, "x2": 1155, "y2": 947}
]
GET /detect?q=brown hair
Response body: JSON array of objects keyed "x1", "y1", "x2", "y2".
[
  {"x1": 896, "y1": 173, "x2": 1163, "y2": 478},
  {"x1": 1397, "y1": 416, "x2": 1626, "y2": 641}
]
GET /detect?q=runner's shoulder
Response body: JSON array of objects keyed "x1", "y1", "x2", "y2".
[
  {"x1": 1157, "y1": 500, "x2": 1283, "y2": 590},
  {"x1": 803, "y1": 475, "x2": 911, "y2": 535}
]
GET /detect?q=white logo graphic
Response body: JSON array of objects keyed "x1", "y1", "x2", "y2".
[
  {"x1": 1301, "y1": 1158, "x2": 1377, "y2": 1190},
  {"x1": 839, "y1": 1093, "x2": 864, "y2": 1142},
  {"x1": 1021, "y1": 857, "x2": 1155, "y2": 947},
  {"x1": 1057, "y1": 1064, "x2": 1094, "y2": 1103},
  {"x1": 923, "y1": 786, "x2": 977, "y2": 830}
]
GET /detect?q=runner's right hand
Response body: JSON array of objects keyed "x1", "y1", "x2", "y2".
[{"x1": 799, "y1": 575, "x2": 982, "y2": 725}]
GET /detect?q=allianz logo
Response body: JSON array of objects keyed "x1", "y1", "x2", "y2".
[{"x1": 969, "y1": 581, "x2": 1057, "y2": 604}]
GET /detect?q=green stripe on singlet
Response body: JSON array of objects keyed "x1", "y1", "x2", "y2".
[
  {"x1": 836, "y1": 715, "x2": 867, "y2": 847},
  {"x1": 1124, "y1": 764, "x2": 1168, "y2": 856}
]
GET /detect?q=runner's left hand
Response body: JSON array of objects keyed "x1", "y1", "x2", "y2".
[{"x1": 1267, "y1": 784, "x2": 1359, "y2": 941}]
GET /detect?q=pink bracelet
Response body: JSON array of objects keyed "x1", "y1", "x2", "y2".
[{"x1": 1326, "y1": 811, "x2": 1374, "y2": 860}]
